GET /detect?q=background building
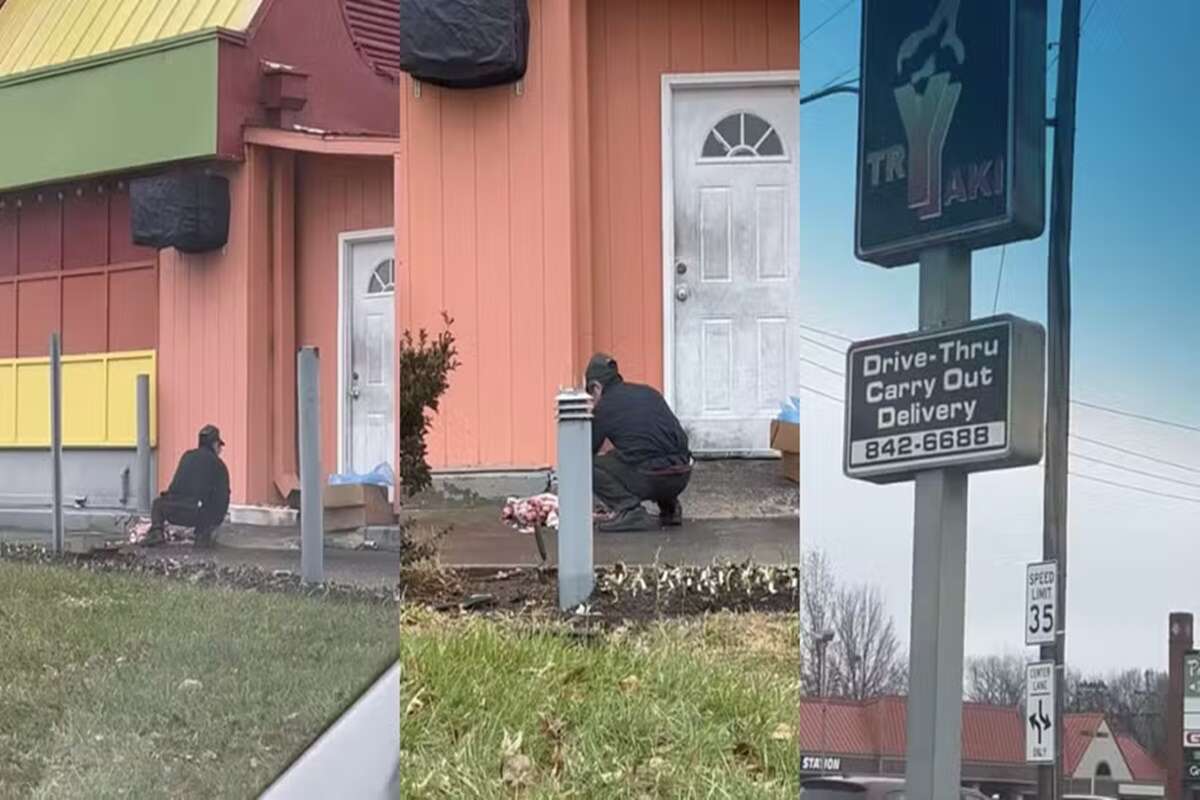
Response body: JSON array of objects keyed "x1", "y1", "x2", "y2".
[{"x1": 800, "y1": 696, "x2": 1166, "y2": 799}]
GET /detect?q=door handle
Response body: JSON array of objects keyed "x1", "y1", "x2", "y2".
[
  {"x1": 349, "y1": 371, "x2": 361, "y2": 400},
  {"x1": 675, "y1": 283, "x2": 690, "y2": 302}
]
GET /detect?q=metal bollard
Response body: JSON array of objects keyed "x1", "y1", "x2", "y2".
[
  {"x1": 135, "y1": 374, "x2": 152, "y2": 514},
  {"x1": 556, "y1": 389, "x2": 594, "y2": 611},
  {"x1": 297, "y1": 347, "x2": 324, "y2": 584},
  {"x1": 49, "y1": 333, "x2": 64, "y2": 555}
]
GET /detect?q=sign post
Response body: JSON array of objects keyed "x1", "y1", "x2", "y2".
[
  {"x1": 1184, "y1": 651, "x2": 1200, "y2": 792},
  {"x1": 1026, "y1": 561, "x2": 1058, "y2": 647},
  {"x1": 851, "y1": 2, "x2": 1047, "y2": 798},
  {"x1": 1026, "y1": 660, "x2": 1056, "y2": 764}
]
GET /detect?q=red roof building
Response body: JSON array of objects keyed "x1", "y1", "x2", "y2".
[{"x1": 800, "y1": 696, "x2": 1165, "y2": 799}]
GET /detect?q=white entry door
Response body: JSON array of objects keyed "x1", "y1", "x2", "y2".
[
  {"x1": 669, "y1": 80, "x2": 801, "y2": 454},
  {"x1": 342, "y1": 233, "x2": 396, "y2": 475}
]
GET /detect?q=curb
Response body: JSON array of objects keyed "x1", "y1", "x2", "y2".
[{"x1": 0, "y1": 509, "x2": 403, "y2": 553}]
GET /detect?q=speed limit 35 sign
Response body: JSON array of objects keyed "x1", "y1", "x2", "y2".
[{"x1": 1026, "y1": 561, "x2": 1058, "y2": 646}]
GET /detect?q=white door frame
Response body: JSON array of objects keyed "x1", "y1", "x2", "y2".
[
  {"x1": 336, "y1": 227, "x2": 396, "y2": 473},
  {"x1": 659, "y1": 71, "x2": 800, "y2": 415}
]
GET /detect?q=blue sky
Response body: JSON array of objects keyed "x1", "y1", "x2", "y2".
[{"x1": 799, "y1": 0, "x2": 1200, "y2": 671}]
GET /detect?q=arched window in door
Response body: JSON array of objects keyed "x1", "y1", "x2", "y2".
[
  {"x1": 367, "y1": 258, "x2": 395, "y2": 295},
  {"x1": 700, "y1": 112, "x2": 787, "y2": 162}
]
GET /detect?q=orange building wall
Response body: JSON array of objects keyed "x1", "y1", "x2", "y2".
[
  {"x1": 398, "y1": 0, "x2": 586, "y2": 471},
  {"x1": 399, "y1": 0, "x2": 798, "y2": 471},
  {"x1": 295, "y1": 153, "x2": 394, "y2": 481},
  {"x1": 157, "y1": 156, "x2": 260, "y2": 503},
  {"x1": 158, "y1": 146, "x2": 395, "y2": 505},
  {"x1": 586, "y1": 0, "x2": 799, "y2": 392}
]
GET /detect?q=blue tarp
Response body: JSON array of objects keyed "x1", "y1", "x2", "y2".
[
  {"x1": 328, "y1": 463, "x2": 395, "y2": 488},
  {"x1": 776, "y1": 396, "x2": 801, "y2": 424}
]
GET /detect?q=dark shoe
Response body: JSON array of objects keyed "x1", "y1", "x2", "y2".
[
  {"x1": 658, "y1": 501, "x2": 683, "y2": 527},
  {"x1": 193, "y1": 530, "x2": 216, "y2": 549},
  {"x1": 141, "y1": 528, "x2": 165, "y2": 547},
  {"x1": 597, "y1": 506, "x2": 658, "y2": 533}
]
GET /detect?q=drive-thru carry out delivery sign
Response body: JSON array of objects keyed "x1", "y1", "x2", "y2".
[{"x1": 844, "y1": 314, "x2": 1045, "y2": 483}]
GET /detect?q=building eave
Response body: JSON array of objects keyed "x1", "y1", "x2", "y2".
[{"x1": 243, "y1": 126, "x2": 400, "y2": 157}]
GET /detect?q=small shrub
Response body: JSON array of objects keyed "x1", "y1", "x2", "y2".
[{"x1": 400, "y1": 312, "x2": 459, "y2": 497}]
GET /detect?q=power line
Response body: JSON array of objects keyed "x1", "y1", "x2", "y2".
[
  {"x1": 799, "y1": 320, "x2": 1197, "y2": 434},
  {"x1": 797, "y1": 383, "x2": 845, "y2": 404},
  {"x1": 1070, "y1": 434, "x2": 1200, "y2": 475},
  {"x1": 798, "y1": 354, "x2": 845, "y2": 378},
  {"x1": 1051, "y1": 0, "x2": 1099, "y2": 71},
  {"x1": 1070, "y1": 452, "x2": 1200, "y2": 491},
  {"x1": 801, "y1": 0, "x2": 857, "y2": 44},
  {"x1": 798, "y1": 321, "x2": 853, "y2": 343},
  {"x1": 1069, "y1": 471, "x2": 1200, "y2": 506},
  {"x1": 1073, "y1": 400, "x2": 1200, "y2": 434},
  {"x1": 991, "y1": 245, "x2": 1007, "y2": 314},
  {"x1": 798, "y1": 332, "x2": 848, "y2": 356},
  {"x1": 793, "y1": 385, "x2": 1200, "y2": 503},
  {"x1": 816, "y1": 65, "x2": 859, "y2": 93},
  {"x1": 793, "y1": 377, "x2": 1198, "y2": 481}
]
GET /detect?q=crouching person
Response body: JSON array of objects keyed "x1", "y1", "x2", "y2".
[
  {"x1": 586, "y1": 353, "x2": 693, "y2": 533},
  {"x1": 142, "y1": 425, "x2": 231, "y2": 549}
]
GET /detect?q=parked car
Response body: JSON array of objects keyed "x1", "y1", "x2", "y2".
[{"x1": 800, "y1": 776, "x2": 991, "y2": 799}]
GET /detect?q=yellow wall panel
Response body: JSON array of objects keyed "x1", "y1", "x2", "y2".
[
  {"x1": 14, "y1": 362, "x2": 49, "y2": 445},
  {"x1": 0, "y1": 351, "x2": 156, "y2": 448},
  {"x1": 107, "y1": 353, "x2": 157, "y2": 446},
  {"x1": 62, "y1": 360, "x2": 108, "y2": 444},
  {"x1": 0, "y1": 363, "x2": 14, "y2": 444}
]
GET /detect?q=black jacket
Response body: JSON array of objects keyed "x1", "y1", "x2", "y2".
[
  {"x1": 165, "y1": 447, "x2": 231, "y2": 522},
  {"x1": 592, "y1": 381, "x2": 691, "y2": 471}
]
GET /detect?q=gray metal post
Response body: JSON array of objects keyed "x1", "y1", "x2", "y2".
[
  {"x1": 556, "y1": 389, "x2": 593, "y2": 611},
  {"x1": 905, "y1": 247, "x2": 971, "y2": 800},
  {"x1": 136, "y1": 374, "x2": 152, "y2": 514},
  {"x1": 49, "y1": 332, "x2": 64, "y2": 555},
  {"x1": 298, "y1": 347, "x2": 324, "y2": 584}
]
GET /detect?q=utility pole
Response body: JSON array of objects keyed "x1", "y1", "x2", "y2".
[
  {"x1": 1041, "y1": 0, "x2": 1082, "y2": 797},
  {"x1": 817, "y1": 630, "x2": 835, "y2": 775}
]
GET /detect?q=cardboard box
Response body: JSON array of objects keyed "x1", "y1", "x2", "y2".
[
  {"x1": 769, "y1": 420, "x2": 800, "y2": 484},
  {"x1": 322, "y1": 483, "x2": 395, "y2": 531},
  {"x1": 780, "y1": 452, "x2": 799, "y2": 483}
]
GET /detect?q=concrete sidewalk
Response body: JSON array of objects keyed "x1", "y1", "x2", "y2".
[
  {"x1": 0, "y1": 506, "x2": 401, "y2": 551},
  {"x1": 404, "y1": 507, "x2": 798, "y2": 567},
  {"x1": 407, "y1": 458, "x2": 800, "y2": 519}
]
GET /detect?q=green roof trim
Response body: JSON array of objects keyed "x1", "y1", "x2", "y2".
[{"x1": 0, "y1": 35, "x2": 220, "y2": 192}]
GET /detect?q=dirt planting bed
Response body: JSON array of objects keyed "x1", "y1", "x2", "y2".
[
  {"x1": 0, "y1": 543, "x2": 397, "y2": 604},
  {"x1": 400, "y1": 562, "x2": 798, "y2": 625}
]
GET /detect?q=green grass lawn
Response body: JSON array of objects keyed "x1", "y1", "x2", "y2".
[
  {"x1": 401, "y1": 608, "x2": 800, "y2": 799},
  {"x1": 0, "y1": 561, "x2": 396, "y2": 799}
]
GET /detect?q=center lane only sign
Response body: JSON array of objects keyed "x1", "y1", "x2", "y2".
[{"x1": 844, "y1": 314, "x2": 1046, "y2": 483}]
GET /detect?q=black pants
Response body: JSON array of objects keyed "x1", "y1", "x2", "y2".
[
  {"x1": 150, "y1": 495, "x2": 221, "y2": 543},
  {"x1": 593, "y1": 452, "x2": 691, "y2": 514}
]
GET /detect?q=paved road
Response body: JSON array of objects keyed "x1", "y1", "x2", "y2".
[{"x1": 409, "y1": 509, "x2": 799, "y2": 567}]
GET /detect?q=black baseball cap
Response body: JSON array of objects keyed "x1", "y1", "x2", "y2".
[
  {"x1": 198, "y1": 424, "x2": 225, "y2": 447},
  {"x1": 585, "y1": 353, "x2": 620, "y2": 388}
]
